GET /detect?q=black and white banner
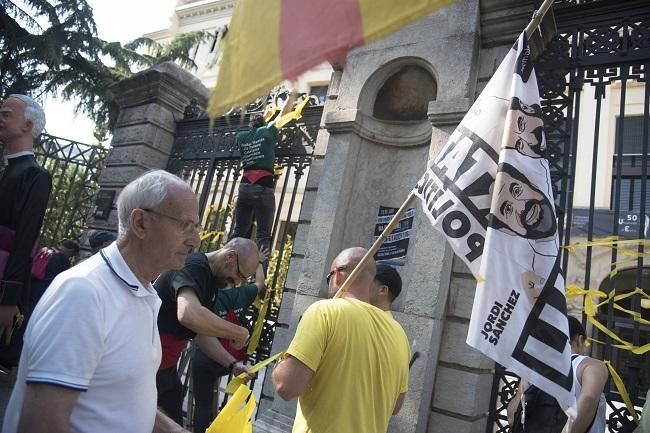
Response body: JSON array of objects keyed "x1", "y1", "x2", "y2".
[{"x1": 414, "y1": 33, "x2": 575, "y2": 407}]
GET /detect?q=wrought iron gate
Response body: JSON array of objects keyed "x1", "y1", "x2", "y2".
[
  {"x1": 0, "y1": 133, "x2": 107, "y2": 247},
  {"x1": 488, "y1": 0, "x2": 650, "y2": 432},
  {"x1": 166, "y1": 94, "x2": 323, "y2": 425}
]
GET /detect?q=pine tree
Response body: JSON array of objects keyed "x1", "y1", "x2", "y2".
[{"x1": 1, "y1": 0, "x2": 211, "y2": 141}]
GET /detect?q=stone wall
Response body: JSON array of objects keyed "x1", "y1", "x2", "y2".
[
  {"x1": 83, "y1": 62, "x2": 209, "y2": 241},
  {"x1": 255, "y1": 1, "x2": 536, "y2": 432}
]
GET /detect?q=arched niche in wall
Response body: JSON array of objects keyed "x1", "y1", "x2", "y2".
[{"x1": 356, "y1": 57, "x2": 438, "y2": 147}]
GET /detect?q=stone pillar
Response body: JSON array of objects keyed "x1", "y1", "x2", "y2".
[
  {"x1": 255, "y1": 0, "x2": 538, "y2": 432},
  {"x1": 254, "y1": 1, "x2": 486, "y2": 432},
  {"x1": 83, "y1": 62, "x2": 209, "y2": 242}
]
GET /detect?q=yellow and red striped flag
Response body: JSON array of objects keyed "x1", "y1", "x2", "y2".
[{"x1": 208, "y1": 0, "x2": 456, "y2": 117}]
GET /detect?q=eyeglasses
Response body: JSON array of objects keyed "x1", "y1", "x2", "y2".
[
  {"x1": 325, "y1": 266, "x2": 348, "y2": 285},
  {"x1": 233, "y1": 252, "x2": 249, "y2": 282},
  {"x1": 142, "y1": 208, "x2": 201, "y2": 233}
]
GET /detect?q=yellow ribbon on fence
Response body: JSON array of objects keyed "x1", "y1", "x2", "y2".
[
  {"x1": 247, "y1": 286, "x2": 272, "y2": 356},
  {"x1": 603, "y1": 360, "x2": 640, "y2": 423},
  {"x1": 207, "y1": 383, "x2": 256, "y2": 433},
  {"x1": 275, "y1": 95, "x2": 311, "y2": 129},
  {"x1": 225, "y1": 351, "x2": 285, "y2": 394},
  {"x1": 564, "y1": 237, "x2": 650, "y2": 251},
  {"x1": 566, "y1": 286, "x2": 650, "y2": 355},
  {"x1": 565, "y1": 281, "x2": 648, "y2": 420}
]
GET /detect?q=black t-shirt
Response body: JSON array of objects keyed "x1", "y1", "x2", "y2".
[{"x1": 154, "y1": 252, "x2": 217, "y2": 339}]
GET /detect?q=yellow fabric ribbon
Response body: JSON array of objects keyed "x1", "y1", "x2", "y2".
[
  {"x1": 225, "y1": 351, "x2": 284, "y2": 394},
  {"x1": 565, "y1": 283, "x2": 647, "y2": 420},
  {"x1": 207, "y1": 383, "x2": 256, "y2": 433},
  {"x1": 603, "y1": 360, "x2": 640, "y2": 423},
  {"x1": 246, "y1": 286, "x2": 272, "y2": 355},
  {"x1": 275, "y1": 96, "x2": 310, "y2": 129},
  {"x1": 564, "y1": 237, "x2": 650, "y2": 250}
]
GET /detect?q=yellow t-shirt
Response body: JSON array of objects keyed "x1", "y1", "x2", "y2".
[{"x1": 287, "y1": 298, "x2": 410, "y2": 433}]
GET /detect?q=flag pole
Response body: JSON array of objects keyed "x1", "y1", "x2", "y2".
[
  {"x1": 524, "y1": 0, "x2": 554, "y2": 39},
  {"x1": 333, "y1": 191, "x2": 417, "y2": 298}
]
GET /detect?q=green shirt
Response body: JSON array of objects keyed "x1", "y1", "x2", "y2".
[
  {"x1": 237, "y1": 122, "x2": 278, "y2": 172},
  {"x1": 212, "y1": 284, "x2": 258, "y2": 322}
]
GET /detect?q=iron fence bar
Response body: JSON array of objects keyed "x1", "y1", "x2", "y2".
[
  {"x1": 209, "y1": 167, "x2": 230, "y2": 233},
  {"x1": 630, "y1": 64, "x2": 650, "y2": 406},
  {"x1": 270, "y1": 158, "x2": 294, "y2": 246},
  {"x1": 583, "y1": 74, "x2": 606, "y2": 296},
  {"x1": 39, "y1": 155, "x2": 64, "y2": 242},
  {"x1": 222, "y1": 167, "x2": 240, "y2": 242},
  {"x1": 188, "y1": 167, "x2": 200, "y2": 196},
  {"x1": 561, "y1": 64, "x2": 584, "y2": 273},
  {"x1": 609, "y1": 65, "x2": 633, "y2": 404},
  {"x1": 195, "y1": 166, "x2": 208, "y2": 211},
  {"x1": 65, "y1": 166, "x2": 93, "y2": 236},
  {"x1": 50, "y1": 157, "x2": 76, "y2": 242},
  {"x1": 198, "y1": 158, "x2": 217, "y2": 221},
  {"x1": 204, "y1": 167, "x2": 222, "y2": 229},
  {"x1": 56, "y1": 162, "x2": 83, "y2": 241}
]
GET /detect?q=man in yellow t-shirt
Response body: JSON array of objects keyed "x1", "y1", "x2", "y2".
[{"x1": 272, "y1": 247, "x2": 411, "y2": 433}]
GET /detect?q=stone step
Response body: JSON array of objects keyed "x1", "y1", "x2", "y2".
[{"x1": 253, "y1": 409, "x2": 294, "y2": 433}]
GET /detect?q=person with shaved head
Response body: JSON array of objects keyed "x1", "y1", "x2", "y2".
[
  {"x1": 153, "y1": 237, "x2": 259, "y2": 425},
  {"x1": 272, "y1": 247, "x2": 411, "y2": 433}
]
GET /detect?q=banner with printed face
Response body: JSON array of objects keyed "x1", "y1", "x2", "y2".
[{"x1": 414, "y1": 33, "x2": 576, "y2": 408}]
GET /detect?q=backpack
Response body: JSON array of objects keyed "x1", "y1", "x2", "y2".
[
  {"x1": 31, "y1": 247, "x2": 56, "y2": 280},
  {"x1": 512, "y1": 385, "x2": 567, "y2": 433}
]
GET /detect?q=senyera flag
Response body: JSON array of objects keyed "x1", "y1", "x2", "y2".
[
  {"x1": 413, "y1": 32, "x2": 576, "y2": 409},
  {"x1": 208, "y1": 0, "x2": 456, "y2": 117}
]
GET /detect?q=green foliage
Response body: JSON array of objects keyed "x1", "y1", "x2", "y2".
[
  {"x1": 35, "y1": 139, "x2": 107, "y2": 245},
  {"x1": 1, "y1": 0, "x2": 212, "y2": 141}
]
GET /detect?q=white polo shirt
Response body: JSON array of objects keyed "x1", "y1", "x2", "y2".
[{"x1": 2, "y1": 243, "x2": 162, "y2": 433}]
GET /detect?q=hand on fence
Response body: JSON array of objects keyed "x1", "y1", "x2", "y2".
[
  {"x1": 258, "y1": 246, "x2": 270, "y2": 264},
  {"x1": 232, "y1": 361, "x2": 252, "y2": 378}
]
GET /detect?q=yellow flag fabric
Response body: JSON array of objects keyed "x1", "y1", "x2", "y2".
[
  {"x1": 208, "y1": 0, "x2": 456, "y2": 117},
  {"x1": 206, "y1": 384, "x2": 256, "y2": 433}
]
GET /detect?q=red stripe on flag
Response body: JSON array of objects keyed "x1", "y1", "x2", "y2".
[{"x1": 279, "y1": 0, "x2": 364, "y2": 80}]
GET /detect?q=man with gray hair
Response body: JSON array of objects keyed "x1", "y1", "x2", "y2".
[
  {"x1": 0, "y1": 94, "x2": 51, "y2": 368},
  {"x1": 2, "y1": 170, "x2": 199, "y2": 433}
]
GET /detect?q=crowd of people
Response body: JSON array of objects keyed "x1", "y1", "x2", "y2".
[
  {"x1": 0, "y1": 93, "x2": 646, "y2": 433},
  {"x1": 0, "y1": 93, "x2": 411, "y2": 433}
]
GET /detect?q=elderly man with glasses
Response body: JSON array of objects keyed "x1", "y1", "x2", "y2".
[
  {"x1": 3, "y1": 170, "x2": 200, "y2": 433},
  {"x1": 153, "y1": 237, "x2": 261, "y2": 426}
]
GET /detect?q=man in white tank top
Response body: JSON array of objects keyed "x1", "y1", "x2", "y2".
[{"x1": 568, "y1": 316, "x2": 608, "y2": 433}]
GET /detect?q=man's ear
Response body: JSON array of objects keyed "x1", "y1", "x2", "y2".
[
  {"x1": 130, "y1": 209, "x2": 147, "y2": 240},
  {"x1": 23, "y1": 120, "x2": 33, "y2": 135}
]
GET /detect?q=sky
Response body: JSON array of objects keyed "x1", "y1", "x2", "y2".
[{"x1": 43, "y1": 0, "x2": 177, "y2": 144}]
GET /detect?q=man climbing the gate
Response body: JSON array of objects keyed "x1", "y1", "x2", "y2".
[{"x1": 230, "y1": 90, "x2": 299, "y2": 253}]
